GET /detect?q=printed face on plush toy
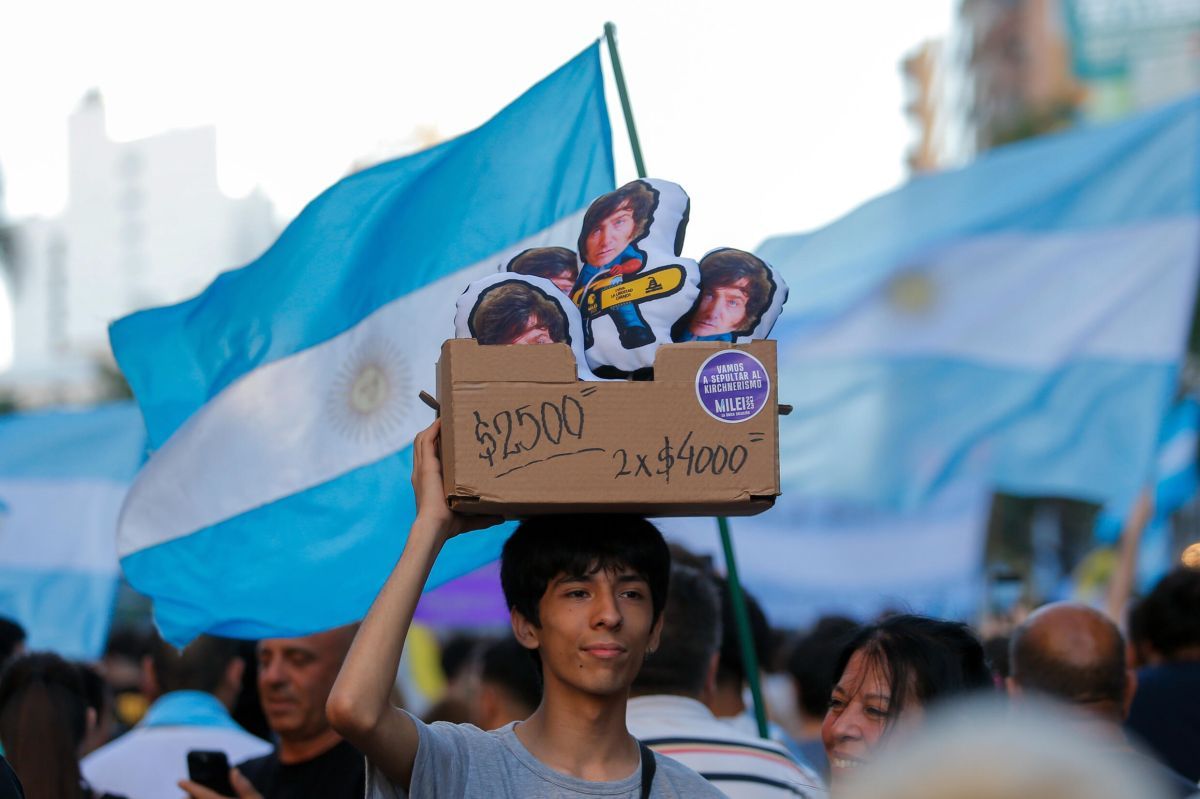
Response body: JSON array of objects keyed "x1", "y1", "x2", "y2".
[
  {"x1": 585, "y1": 202, "x2": 637, "y2": 267},
  {"x1": 689, "y1": 279, "x2": 750, "y2": 337},
  {"x1": 509, "y1": 316, "x2": 557, "y2": 345},
  {"x1": 472, "y1": 282, "x2": 567, "y2": 346}
]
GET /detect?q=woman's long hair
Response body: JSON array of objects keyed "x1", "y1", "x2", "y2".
[
  {"x1": 831, "y1": 614, "x2": 993, "y2": 722},
  {"x1": 0, "y1": 652, "x2": 90, "y2": 799}
]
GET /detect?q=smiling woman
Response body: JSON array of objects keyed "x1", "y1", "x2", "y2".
[{"x1": 822, "y1": 615, "x2": 992, "y2": 787}]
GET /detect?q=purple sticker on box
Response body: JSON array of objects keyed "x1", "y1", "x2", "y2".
[{"x1": 695, "y1": 350, "x2": 770, "y2": 423}]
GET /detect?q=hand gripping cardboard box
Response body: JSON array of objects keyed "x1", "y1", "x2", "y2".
[{"x1": 436, "y1": 338, "x2": 781, "y2": 516}]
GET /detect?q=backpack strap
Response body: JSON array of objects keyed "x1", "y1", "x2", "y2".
[{"x1": 638, "y1": 742, "x2": 657, "y2": 799}]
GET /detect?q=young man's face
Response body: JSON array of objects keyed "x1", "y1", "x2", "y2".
[
  {"x1": 585, "y1": 202, "x2": 637, "y2": 267},
  {"x1": 516, "y1": 565, "x2": 662, "y2": 699},
  {"x1": 689, "y1": 278, "x2": 751, "y2": 337}
]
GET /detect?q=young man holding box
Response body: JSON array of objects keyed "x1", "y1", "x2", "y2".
[{"x1": 326, "y1": 419, "x2": 722, "y2": 798}]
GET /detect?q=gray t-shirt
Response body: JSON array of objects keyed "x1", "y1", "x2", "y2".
[{"x1": 366, "y1": 717, "x2": 727, "y2": 798}]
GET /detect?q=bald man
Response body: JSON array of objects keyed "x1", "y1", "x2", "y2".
[
  {"x1": 1008, "y1": 603, "x2": 1199, "y2": 798},
  {"x1": 182, "y1": 625, "x2": 365, "y2": 799}
]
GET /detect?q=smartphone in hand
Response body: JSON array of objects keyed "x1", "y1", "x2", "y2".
[{"x1": 187, "y1": 750, "x2": 235, "y2": 796}]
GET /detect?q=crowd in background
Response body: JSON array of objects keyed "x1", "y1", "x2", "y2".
[{"x1": 1, "y1": 550, "x2": 1199, "y2": 798}]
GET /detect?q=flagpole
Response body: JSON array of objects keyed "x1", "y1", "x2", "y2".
[
  {"x1": 603, "y1": 23, "x2": 647, "y2": 179},
  {"x1": 603, "y1": 22, "x2": 770, "y2": 739},
  {"x1": 609, "y1": 18, "x2": 768, "y2": 739}
]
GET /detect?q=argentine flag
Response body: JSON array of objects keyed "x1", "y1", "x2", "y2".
[
  {"x1": 111, "y1": 44, "x2": 614, "y2": 645},
  {"x1": 760, "y1": 94, "x2": 1200, "y2": 511},
  {"x1": 0, "y1": 403, "x2": 146, "y2": 658},
  {"x1": 1095, "y1": 398, "x2": 1199, "y2": 588}
]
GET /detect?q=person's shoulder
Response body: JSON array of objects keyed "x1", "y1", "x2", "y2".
[
  {"x1": 650, "y1": 753, "x2": 726, "y2": 797},
  {"x1": 236, "y1": 749, "x2": 277, "y2": 779}
]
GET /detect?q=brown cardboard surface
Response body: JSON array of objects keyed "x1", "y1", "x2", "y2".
[{"x1": 437, "y1": 339, "x2": 781, "y2": 517}]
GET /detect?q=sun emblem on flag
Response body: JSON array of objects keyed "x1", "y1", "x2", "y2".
[
  {"x1": 327, "y1": 338, "x2": 411, "y2": 444},
  {"x1": 886, "y1": 269, "x2": 936, "y2": 315}
]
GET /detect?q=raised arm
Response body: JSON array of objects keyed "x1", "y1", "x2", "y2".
[{"x1": 326, "y1": 418, "x2": 500, "y2": 788}]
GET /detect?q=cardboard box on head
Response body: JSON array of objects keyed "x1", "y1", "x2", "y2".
[{"x1": 435, "y1": 338, "x2": 780, "y2": 517}]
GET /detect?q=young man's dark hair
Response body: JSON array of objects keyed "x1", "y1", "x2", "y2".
[
  {"x1": 631, "y1": 564, "x2": 721, "y2": 697},
  {"x1": 508, "y1": 247, "x2": 578, "y2": 288},
  {"x1": 576, "y1": 181, "x2": 657, "y2": 263},
  {"x1": 500, "y1": 514, "x2": 670, "y2": 629},
  {"x1": 470, "y1": 282, "x2": 567, "y2": 345}
]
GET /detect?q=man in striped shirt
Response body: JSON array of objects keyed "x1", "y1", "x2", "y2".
[{"x1": 626, "y1": 564, "x2": 825, "y2": 798}]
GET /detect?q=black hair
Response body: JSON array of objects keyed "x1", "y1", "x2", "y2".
[
  {"x1": 480, "y1": 636, "x2": 542, "y2": 714},
  {"x1": 787, "y1": 615, "x2": 860, "y2": 718},
  {"x1": 76, "y1": 661, "x2": 110, "y2": 722},
  {"x1": 633, "y1": 564, "x2": 722, "y2": 697},
  {"x1": 440, "y1": 634, "x2": 483, "y2": 682},
  {"x1": 831, "y1": 614, "x2": 992, "y2": 722},
  {"x1": 1129, "y1": 567, "x2": 1200, "y2": 659},
  {"x1": 982, "y1": 635, "x2": 1011, "y2": 681},
  {"x1": 715, "y1": 577, "x2": 772, "y2": 687},
  {"x1": 1009, "y1": 619, "x2": 1125, "y2": 707},
  {"x1": 500, "y1": 514, "x2": 670, "y2": 628},
  {"x1": 0, "y1": 618, "x2": 25, "y2": 666},
  {"x1": 150, "y1": 634, "x2": 242, "y2": 695}
]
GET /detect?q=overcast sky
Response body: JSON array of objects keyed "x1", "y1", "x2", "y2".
[{"x1": 0, "y1": 0, "x2": 955, "y2": 365}]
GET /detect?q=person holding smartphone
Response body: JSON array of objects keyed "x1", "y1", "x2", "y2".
[{"x1": 180, "y1": 627, "x2": 363, "y2": 799}]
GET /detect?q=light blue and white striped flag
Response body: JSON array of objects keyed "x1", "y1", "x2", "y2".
[
  {"x1": 760, "y1": 94, "x2": 1200, "y2": 511},
  {"x1": 110, "y1": 43, "x2": 614, "y2": 645},
  {"x1": 1095, "y1": 397, "x2": 1199, "y2": 589},
  {"x1": 0, "y1": 403, "x2": 146, "y2": 659}
]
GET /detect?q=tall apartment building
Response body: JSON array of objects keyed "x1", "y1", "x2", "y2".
[
  {"x1": 904, "y1": 0, "x2": 1200, "y2": 171},
  {"x1": 2, "y1": 91, "x2": 278, "y2": 404}
]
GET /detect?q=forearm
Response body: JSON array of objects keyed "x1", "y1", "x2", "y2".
[{"x1": 327, "y1": 517, "x2": 447, "y2": 769}]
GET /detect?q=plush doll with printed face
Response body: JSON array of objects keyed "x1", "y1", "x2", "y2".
[
  {"x1": 571, "y1": 179, "x2": 700, "y2": 378},
  {"x1": 504, "y1": 247, "x2": 579, "y2": 297},
  {"x1": 673, "y1": 248, "x2": 788, "y2": 343},
  {"x1": 455, "y1": 272, "x2": 599, "y2": 380}
]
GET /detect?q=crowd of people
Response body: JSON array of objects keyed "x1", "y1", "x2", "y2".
[{"x1": 1, "y1": 421, "x2": 1199, "y2": 797}]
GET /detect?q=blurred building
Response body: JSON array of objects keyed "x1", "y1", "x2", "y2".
[
  {"x1": 1, "y1": 90, "x2": 278, "y2": 406},
  {"x1": 904, "y1": 0, "x2": 1200, "y2": 172}
]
